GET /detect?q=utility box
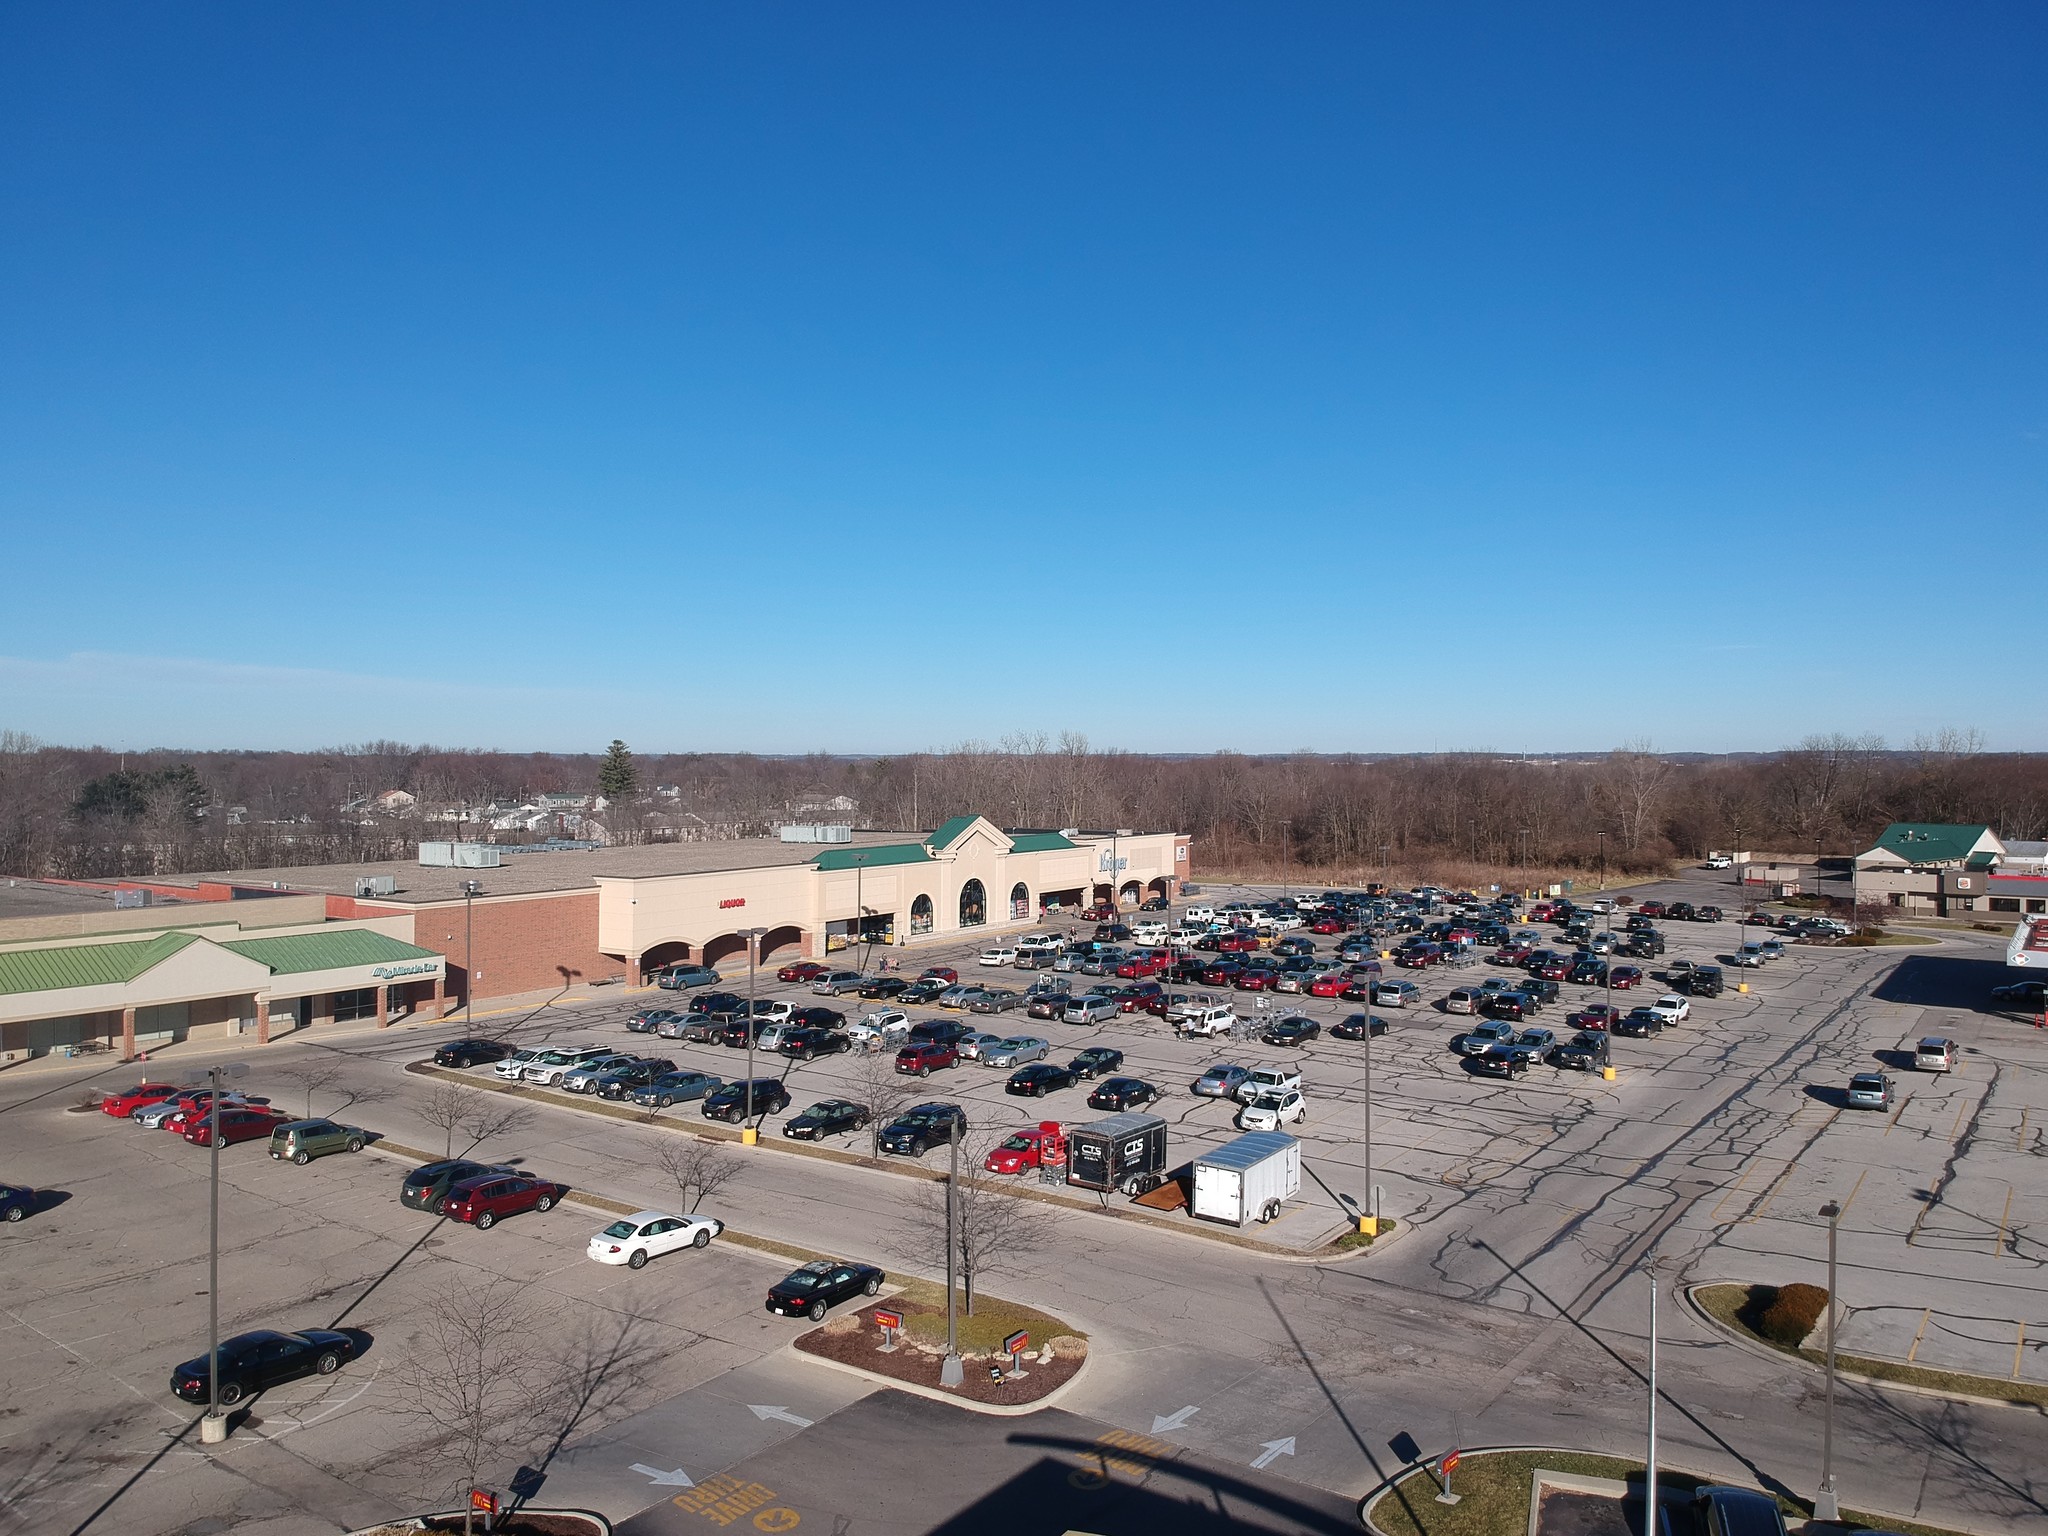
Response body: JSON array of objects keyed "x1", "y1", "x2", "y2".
[
  {"x1": 1192, "y1": 1131, "x2": 1302, "y2": 1227},
  {"x1": 1065, "y1": 1112, "x2": 1169, "y2": 1198}
]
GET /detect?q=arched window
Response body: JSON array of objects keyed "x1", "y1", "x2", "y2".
[
  {"x1": 1009, "y1": 882, "x2": 1030, "y2": 920},
  {"x1": 910, "y1": 894, "x2": 934, "y2": 935},
  {"x1": 959, "y1": 879, "x2": 987, "y2": 928}
]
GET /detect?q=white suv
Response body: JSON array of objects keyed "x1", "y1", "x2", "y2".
[{"x1": 1238, "y1": 1090, "x2": 1307, "y2": 1131}]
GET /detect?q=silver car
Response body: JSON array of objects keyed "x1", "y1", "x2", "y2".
[
  {"x1": 980, "y1": 1036, "x2": 1050, "y2": 1068},
  {"x1": 558, "y1": 1054, "x2": 640, "y2": 1093},
  {"x1": 968, "y1": 988, "x2": 1021, "y2": 1014},
  {"x1": 955, "y1": 1031, "x2": 1006, "y2": 1061},
  {"x1": 1192, "y1": 1064, "x2": 1253, "y2": 1098}
]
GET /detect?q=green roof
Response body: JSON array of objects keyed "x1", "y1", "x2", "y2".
[
  {"x1": 812, "y1": 843, "x2": 935, "y2": 872},
  {"x1": 0, "y1": 931, "x2": 200, "y2": 996},
  {"x1": 1005, "y1": 831, "x2": 1078, "y2": 853},
  {"x1": 219, "y1": 930, "x2": 441, "y2": 975},
  {"x1": 1873, "y1": 823, "x2": 1997, "y2": 866},
  {"x1": 926, "y1": 816, "x2": 980, "y2": 851}
]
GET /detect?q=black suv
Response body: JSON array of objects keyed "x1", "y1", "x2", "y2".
[
  {"x1": 702, "y1": 1079, "x2": 790, "y2": 1122},
  {"x1": 877, "y1": 1102, "x2": 967, "y2": 1156},
  {"x1": 688, "y1": 991, "x2": 746, "y2": 1015},
  {"x1": 908, "y1": 1019, "x2": 975, "y2": 1047},
  {"x1": 400, "y1": 1159, "x2": 512, "y2": 1213},
  {"x1": 779, "y1": 1027, "x2": 850, "y2": 1061},
  {"x1": 1689, "y1": 964, "x2": 1725, "y2": 998},
  {"x1": 434, "y1": 1039, "x2": 511, "y2": 1068}
]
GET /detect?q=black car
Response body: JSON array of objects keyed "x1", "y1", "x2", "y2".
[
  {"x1": 858, "y1": 977, "x2": 909, "y2": 1000},
  {"x1": 688, "y1": 991, "x2": 746, "y2": 1015},
  {"x1": 171, "y1": 1328, "x2": 359, "y2": 1406},
  {"x1": 1007, "y1": 1063, "x2": 1076, "y2": 1097},
  {"x1": 1521, "y1": 977, "x2": 1560, "y2": 1005},
  {"x1": 1621, "y1": 931, "x2": 1666, "y2": 957},
  {"x1": 434, "y1": 1038, "x2": 512, "y2": 1068},
  {"x1": 907, "y1": 1019, "x2": 975, "y2": 1047},
  {"x1": 789, "y1": 1006, "x2": 846, "y2": 1032},
  {"x1": 877, "y1": 1102, "x2": 967, "y2": 1156},
  {"x1": 719, "y1": 1018, "x2": 775, "y2": 1048},
  {"x1": 702, "y1": 1079, "x2": 791, "y2": 1122},
  {"x1": 1691, "y1": 1485, "x2": 1789, "y2": 1536},
  {"x1": 1613, "y1": 1009, "x2": 1665, "y2": 1038},
  {"x1": 765, "y1": 1258, "x2": 886, "y2": 1320},
  {"x1": 779, "y1": 1027, "x2": 851, "y2": 1061},
  {"x1": 1086, "y1": 1077, "x2": 1159, "y2": 1111},
  {"x1": 1666, "y1": 902, "x2": 1696, "y2": 922},
  {"x1": 1569, "y1": 960, "x2": 1608, "y2": 985},
  {"x1": 1329, "y1": 1013, "x2": 1387, "y2": 1041},
  {"x1": 1068, "y1": 1047, "x2": 1125, "y2": 1079},
  {"x1": 594, "y1": 1059, "x2": 677, "y2": 1099},
  {"x1": 1548, "y1": 1032, "x2": 1608, "y2": 1070},
  {"x1": 1468, "y1": 1045, "x2": 1529, "y2": 1080},
  {"x1": 898, "y1": 979, "x2": 947, "y2": 1004},
  {"x1": 783, "y1": 1099, "x2": 870, "y2": 1140},
  {"x1": 399, "y1": 1159, "x2": 512, "y2": 1213},
  {"x1": 1, "y1": 1183, "x2": 38, "y2": 1222},
  {"x1": 1262, "y1": 1017, "x2": 1321, "y2": 1047}
]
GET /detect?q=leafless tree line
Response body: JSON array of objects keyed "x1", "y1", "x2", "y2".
[{"x1": 4, "y1": 726, "x2": 2043, "y2": 882}]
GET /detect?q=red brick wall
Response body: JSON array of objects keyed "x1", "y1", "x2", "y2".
[{"x1": 413, "y1": 892, "x2": 614, "y2": 1003}]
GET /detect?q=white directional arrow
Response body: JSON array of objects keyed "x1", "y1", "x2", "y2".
[
  {"x1": 1151, "y1": 1406, "x2": 1200, "y2": 1433},
  {"x1": 748, "y1": 1404, "x2": 814, "y2": 1429},
  {"x1": 629, "y1": 1464, "x2": 695, "y2": 1487},
  {"x1": 1251, "y1": 1438, "x2": 1296, "y2": 1470}
]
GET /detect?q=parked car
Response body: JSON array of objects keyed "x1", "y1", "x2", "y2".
[
  {"x1": 169, "y1": 1328, "x2": 358, "y2": 1406},
  {"x1": 896, "y1": 1041, "x2": 959, "y2": 1077},
  {"x1": 588, "y1": 1210, "x2": 722, "y2": 1267},
  {"x1": 981, "y1": 1035, "x2": 1051, "y2": 1068},
  {"x1": 1456, "y1": 1021, "x2": 1517, "y2": 1056},
  {"x1": 400, "y1": 1158, "x2": 513, "y2": 1213},
  {"x1": 1691, "y1": 1485, "x2": 1790, "y2": 1536},
  {"x1": 898, "y1": 979, "x2": 946, "y2": 1004},
  {"x1": 1, "y1": 1184, "x2": 40, "y2": 1222},
  {"x1": 630, "y1": 1070, "x2": 723, "y2": 1108},
  {"x1": 877, "y1": 1102, "x2": 968, "y2": 1156},
  {"x1": 856, "y1": 976, "x2": 909, "y2": 1001},
  {"x1": 779, "y1": 1027, "x2": 851, "y2": 1061},
  {"x1": 848, "y1": 1011, "x2": 913, "y2": 1049},
  {"x1": 523, "y1": 1047, "x2": 612, "y2": 1085},
  {"x1": 702, "y1": 1078, "x2": 792, "y2": 1122},
  {"x1": 812, "y1": 970, "x2": 867, "y2": 995},
  {"x1": 777, "y1": 961, "x2": 827, "y2": 983},
  {"x1": 1374, "y1": 980, "x2": 1420, "y2": 1007},
  {"x1": 1192, "y1": 1063, "x2": 1253, "y2": 1099},
  {"x1": 1261, "y1": 1016, "x2": 1322, "y2": 1047},
  {"x1": 559, "y1": 1053, "x2": 642, "y2": 1093},
  {"x1": 657, "y1": 965, "x2": 722, "y2": 991},
  {"x1": 1846, "y1": 1072, "x2": 1894, "y2": 1110},
  {"x1": 979, "y1": 947, "x2": 1019, "y2": 967},
  {"x1": 1238, "y1": 1089, "x2": 1307, "y2": 1130},
  {"x1": 1328, "y1": 1013, "x2": 1386, "y2": 1041},
  {"x1": 99, "y1": 1082, "x2": 180, "y2": 1118},
  {"x1": 593, "y1": 1059, "x2": 679, "y2": 1099},
  {"x1": 267, "y1": 1119, "x2": 366, "y2": 1164},
  {"x1": 1468, "y1": 1045, "x2": 1529, "y2": 1080},
  {"x1": 782, "y1": 1099, "x2": 870, "y2": 1139},
  {"x1": 1008, "y1": 1063, "x2": 1077, "y2": 1097},
  {"x1": 688, "y1": 992, "x2": 745, "y2": 1015},
  {"x1": 1608, "y1": 966, "x2": 1645, "y2": 990},
  {"x1": 434, "y1": 1039, "x2": 511, "y2": 1067},
  {"x1": 1068, "y1": 1046, "x2": 1125, "y2": 1079},
  {"x1": 1914, "y1": 1037, "x2": 1959, "y2": 1072},
  {"x1": 183, "y1": 1106, "x2": 288, "y2": 1146},
  {"x1": 1548, "y1": 1032, "x2": 1608, "y2": 1071},
  {"x1": 1235, "y1": 1065, "x2": 1303, "y2": 1102},
  {"x1": 1732, "y1": 944, "x2": 1767, "y2": 968},
  {"x1": 968, "y1": 988, "x2": 1024, "y2": 1015},
  {"x1": 1087, "y1": 1076, "x2": 1159, "y2": 1112},
  {"x1": 1613, "y1": 1008, "x2": 1666, "y2": 1038},
  {"x1": 1648, "y1": 994, "x2": 1691, "y2": 1025},
  {"x1": 1026, "y1": 989, "x2": 1075, "y2": 1020},
  {"x1": 765, "y1": 1258, "x2": 885, "y2": 1319},
  {"x1": 442, "y1": 1172, "x2": 568, "y2": 1229}
]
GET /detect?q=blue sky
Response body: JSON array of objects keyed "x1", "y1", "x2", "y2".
[{"x1": 2, "y1": 4, "x2": 2043, "y2": 755}]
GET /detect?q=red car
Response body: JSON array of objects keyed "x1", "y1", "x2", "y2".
[
  {"x1": 441, "y1": 1172, "x2": 569, "y2": 1229},
  {"x1": 182, "y1": 1106, "x2": 288, "y2": 1147},
  {"x1": 1233, "y1": 970, "x2": 1275, "y2": 992},
  {"x1": 920, "y1": 967, "x2": 959, "y2": 985},
  {"x1": 777, "y1": 961, "x2": 827, "y2": 983},
  {"x1": 1201, "y1": 961, "x2": 1243, "y2": 986},
  {"x1": 895, "y1": 1042, "x2": 959, "y2": 1076},
  {"x1": 1568, "y1": 1006, "x2": 1624, "y2": 1031},
  {"x1": 1078, "y1": 906, "x2": 1114, "y2": 923},
  {"x1": 1492, "y1": 944, "x2": 1533, "y2": 966},
  {"x1": 159, "y1": 1089, "x2": 268, "y2": 1132},
  {"x1": 1528, "y1": 902, "x2": 1559, "y2": 922},
  {"x1": 1309, "y1": 916, "x2": 1347, "y2": 935},
  {"x1": 1637, "y1": 902, "x2": 1666, "y2": 919},
  {"x1": 1609, "y1": 966, "x2": 1645, "y2": 990},
  {"x1": 1309, "y1": 973, "x2": 1350, "y2": 998},
  {"x1": 1531, "y1": 959, "x2": 1571, "y2": 981},
  {"x1": 1215, "y1": 932, "x2": 1260, "y2": 953},
  {"x1": 100, "y1": 1082, "x2": 179, "y2": 1118},
  {"x1": 1117, "y1": 982, "x2": 1165, "y2": 1012}
]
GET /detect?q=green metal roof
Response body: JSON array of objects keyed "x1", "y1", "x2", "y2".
[
  {"x1": 1005, "y1": 831, "x2": 1078, "y2": 853},
  {"x1": 812, "y1": 842, "x2": 935, "y2": 872},
  {"x1": 219, "y1": 930, "x2": 441, "y2": 975},
  {"x1": 0, "y1": 931, "x2": 200, "y2": 997},
  {"x1": 926, "y1": 815, "x2": 979, "y2": 850},
  {"x1": 1873, "y1": 823, "x2": 1997, "y2": 867}
]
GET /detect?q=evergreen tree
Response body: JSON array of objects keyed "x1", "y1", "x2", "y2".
[{"x1": 597, "y1": 740, "x2": 638, "y2": 802}]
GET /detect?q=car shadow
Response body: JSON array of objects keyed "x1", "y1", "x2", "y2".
[
  {"x1": 1804, "y1": 1083, "x2": 1850, "y2": 1108},
  {"x1": 335, "y1": 1328, "x2": 375, "y2": 1361},
  {"x1": 1873, "y1": 1048, "x2": 1919, "y2": 1071},
  {"x1": 23, "y1": 1189, "x2": 73, "y2": 1219}
]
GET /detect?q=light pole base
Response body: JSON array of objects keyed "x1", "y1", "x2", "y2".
[
  {"x1": 1813, "y1": 1488, "x2": 1840, "y2": 1522},
  {"x1": 199, "y1": 1411, "x2": 231, "y2": 1444},
  {"x1": 1357, "y1": 1216, "x2": 1378, "y2": 1237},
  {"x1": 741, "y1": 1128, "x2": 759, "y2": 1146},
  {"x1": 940, "y1": 1353, "x2": 964, "y2": 1388}
]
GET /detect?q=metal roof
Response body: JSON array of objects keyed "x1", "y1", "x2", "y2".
[
  {"x1": 218, "y1": 930, "x2": 441, "y2": 975},
  {"x1": 1871, "y1": 823, "x2": 1999, "y2": 866},
  {"x1": 1004, "y1": 830, "x2": 1079, "y2": 853},
  {"x1": 926, "y1": 816, "x2": 980, "y2": 851},
  {"x1": 812, "y1": 843, "x2": 935, "y2": 872},
  {"x1": 0, "y1": 931, "x2": 200, "y2": 996},
  {"x1": 1194, "y1": 1130, "x2": 1300, "y2": 1171}
]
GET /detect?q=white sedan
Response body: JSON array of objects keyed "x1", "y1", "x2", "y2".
[
  {"x1": 978, "y1": 947, "x2": 1019, "y2": 967},
  {"x1": 1648, "y1": 994, "x2": 1691, "y2": 1025},
  {"x1": 1237, "y1": 1090, "x2": 1308, "y2": 1131},
  {"x1": 588, "y1": 1210, "x2": 724, "y2": 1269}
]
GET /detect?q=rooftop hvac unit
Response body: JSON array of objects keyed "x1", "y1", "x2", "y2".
[
  {"x1": 778, "y1": 824, "x2": 854, "y2": 843},
  {"x1": 113, "y1": 888, "x2": 151, "y2": 909},
  {"x1": 355, "y1": 876, "x2": 399, "y2": 898},
  {"x1": 419, "y1": 841, "x2": 502, "y2": 868}
]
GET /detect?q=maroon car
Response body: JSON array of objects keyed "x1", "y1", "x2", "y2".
[
  {"x1": 182, "y1": 1106, "x2": 288, "y2": 1147},
  {"x1": 1609, "y1": 966, "x2": 1645, "y2": 990},
  {"x1": 441, "y1": 1172, "x2": 569, "y2": 1229},
  {"x1": 895, "y1": 1042, "x2": 959, "y2": 1076}
]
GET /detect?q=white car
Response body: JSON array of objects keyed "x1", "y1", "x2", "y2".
[
  {"x1": 1705, "y1": 856, "x2": 1733, "y2": 869},
  {"x1": 495, "y1": 1048, "x2": 545, "y2": 1081},
  {"x1": 587, "y1": 1210, "x2": 724, "y2": 1269},
  {"x1": 846, "y1": 1009, "x2": 912, "y2": 1048},
  {"x1": 1237, "y1": 1090, "x2": 1307, "y2": 1131},
  {"x1": 1234, "y1": 1065, "x2": 1303, "y2": 1103},
  {"x1": 749, "y1": 999, "x2": 796, "y2": 1024},
  {"x1": 1648, "y1": 994, "x2": 1691, "y2": 1026},
  {"x1": 978, "y1": 947, "x2": 1019, "y2": 967}
]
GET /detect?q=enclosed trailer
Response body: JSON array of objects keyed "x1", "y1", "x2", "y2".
[
  {"x1": 1065, "y1": 1111, "x2": 1169, "y2": 1197},
  {"x1": 1192, "y1": 1131, "x2": 1302, "y2": 1226}
]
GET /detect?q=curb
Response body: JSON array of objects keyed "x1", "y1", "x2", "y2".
[
  {"x1": 787, "y1": 1335, "x2": 1094, "y2": 1418},
  {"x1": 1682, "y1": 1283, "x2": 2046, "y2": 1414}
]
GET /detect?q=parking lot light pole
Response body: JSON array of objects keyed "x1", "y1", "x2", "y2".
[
  {"x1": 1646, "y1": 1264, "x2": 1658, "y2": 1536},
  {"x1": 193, "y1": 1061, "x2": 247, "y2": 1444},
  {"x1": 738, "y1": 928, "x2": 765, "y2": 1139},
  {"x1": 1360, "y1": 1002, "x2": 1376, "y2": 1235},
  {"x1": 461, "y1": 880, "x2": 483, "y2": 1027},
  {"x1": 940, "y1": 1130, "x2": 964, "y2": 1387},
  {"x1": 1816, "y1": 1200, "x2": 1843, "y2": 1521}
]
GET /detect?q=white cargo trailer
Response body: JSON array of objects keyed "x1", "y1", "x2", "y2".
[{"x1": 1191, "y1": 1131, "x2": 1301, "y2": 1226}]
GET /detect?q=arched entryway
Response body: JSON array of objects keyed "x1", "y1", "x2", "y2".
[
  {"x1": 756, "y1": 925, "x2": 806, "y2": 962},
  {"x1": 1119, "y1": 880, "x2": 1143, "y2": 909},
  {"x1": 639, "y1": 939, "x2": 694, "y2": 981},
  {"x1": 701, "y1": 932, "x2": 753, "y2": 970},
  {"x1": 959, "y1": 879, "x2": 987, "y2": 928},
  {"x1": 910, "y1": 894, "x2": 934, "y2": 935},
  {"x1": 1009, "y1": 882, "x2": 1030, "y2": 921},
  {"x1": 1146, "y1": 877, "x2": 1171, "y2": 906},
  {"x1": 1092, "y1": 883, "x2": 1115, "y2": 908}
]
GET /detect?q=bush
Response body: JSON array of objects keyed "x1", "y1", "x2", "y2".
[{"x1": 1757, "y1": 1282, "x2": 1830, "y2": 1348}]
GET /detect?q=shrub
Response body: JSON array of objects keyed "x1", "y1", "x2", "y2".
[{"x1": 1757, "y1": 1282, "x2": 1830, "y2": 1348}]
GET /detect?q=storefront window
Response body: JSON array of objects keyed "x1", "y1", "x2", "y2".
[
  {"x1": 1010, "y1": 883, "x2": 1029, "y2": 920},
  {"x1": 332, "y1": 988, "x2": 377, "y2": 1023},
  {"x1": 959, "y1": 879, "x2": 987, "y2": 928},
  {"x1": 910, "y1": 895, "x2": 934, "y2": 934}
]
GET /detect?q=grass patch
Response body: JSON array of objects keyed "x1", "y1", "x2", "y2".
[
  {"x1": 1326, "y1": 1219, "x2": 1398, "y2": 1252},
  {"x1": 1694, "y1": 1284, "x2": 2048, "y2": 1409},
  {"x1": 882, "y1": 1276, "x2": 1084, "y2": 1355}
]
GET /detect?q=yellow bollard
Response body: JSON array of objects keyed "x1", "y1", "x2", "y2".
[
  {"x1": 1601, "y1": 1066, "x2": 1617, "y2": 1081},
  {"x1": 741, "y1": 1127, "x2": 759, "y2": 1146},
  {"x1": 1737, "y1": 982, "x2": 1749, "y2": 993},
  {"x1": 1358, "y1": 1215, "x2": 1379, "y2": 1237}
]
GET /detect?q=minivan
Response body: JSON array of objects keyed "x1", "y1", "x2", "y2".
[
  {"x1": 1914, "y1": 1037, "x2": 1958, "y2": 1072},
  {"x1": 1063, "y1": 995, "x2": 1120, "y2": 1026},
  {"x1": 1374, "y1": 980, "x2": 1420, "y2": 1007},
  {"x1": 269, "y1": 1119, "x2": 366, "y2": 1164},
  {"x1": 1444, "y1": 988, "x2": 1484, "y2": 1016}
]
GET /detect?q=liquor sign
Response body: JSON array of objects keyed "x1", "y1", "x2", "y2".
[{"x1": 720, "y1": 898, "x2": 747, "y2": 909}]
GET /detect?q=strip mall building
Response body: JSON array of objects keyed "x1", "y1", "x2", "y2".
[{"x1": 0, "y1": 817, "x2": 1189, "y2": 1063}]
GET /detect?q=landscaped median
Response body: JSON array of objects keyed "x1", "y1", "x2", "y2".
[
  {"x1": 1690, "y1": 1281, "x2": 2048, "y2": 1410},
  {"x1": 1359, "y1": 1448, "x2": 1977, "y2": 1536},
  {"x1": 794, "y1": 1277, "x2": 1087, "y2": 1409}
]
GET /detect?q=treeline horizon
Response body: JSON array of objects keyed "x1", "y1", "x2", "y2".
[{"x1": 3, "y1": 727, "x2": 2043, "y2": 884}]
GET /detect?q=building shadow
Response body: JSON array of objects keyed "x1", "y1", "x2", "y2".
[{"x1": 1872, "y1": 954, "x2": 2012, "y2": 1011}]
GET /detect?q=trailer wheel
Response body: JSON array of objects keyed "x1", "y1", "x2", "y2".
[{"x1": 1259, "y1": 1199, "x2": 1282, "y2": 1224}]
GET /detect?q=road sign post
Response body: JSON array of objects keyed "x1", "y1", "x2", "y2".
[
  {"x1": 1435, "y1": 1449, "x2": 1462, "y2": 1505},
  {"x1": 874, "y1": 1307, "x2": 903, "y2": 1353}
]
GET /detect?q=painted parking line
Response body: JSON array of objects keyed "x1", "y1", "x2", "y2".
[
  {"x1": 1997, "y1": 1186, "x2": 2014, "y2": 1256},
  {"x1": 1883, "y1": 1092, "x2": 1914, "y2": 1137},
  {"x1": 1907, "y1": 1308, "x2": 1932, "y2": 1363}
]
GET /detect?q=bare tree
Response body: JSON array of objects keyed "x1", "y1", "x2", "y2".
[
  {"x1": 414, "y1": 1080, "x2": 534, "y2": 1159},
  {"x1": 653, "y1": 1135, "x2": 744, "y2": 1212},
  {"x1": 272, "y1": 1055, "x2": 390, "y2": 1120},
  {"x1": 840, "y1": 1044, "x2": 915, "y2": 1159},
  {"x1": 390, "y1": 1274, "x2": 550, "y2": 1534},
  {"x1": 525, "y1": 1307, "x2": 668, "y2": 1480},
  {"x1": 904, "y1": 1133, "x2": 1055, "y2": 1316}
]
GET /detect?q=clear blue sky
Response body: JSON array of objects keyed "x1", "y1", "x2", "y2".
[{"x1": 3, "y1": 4, "x2": 2043, "y2": 755}]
